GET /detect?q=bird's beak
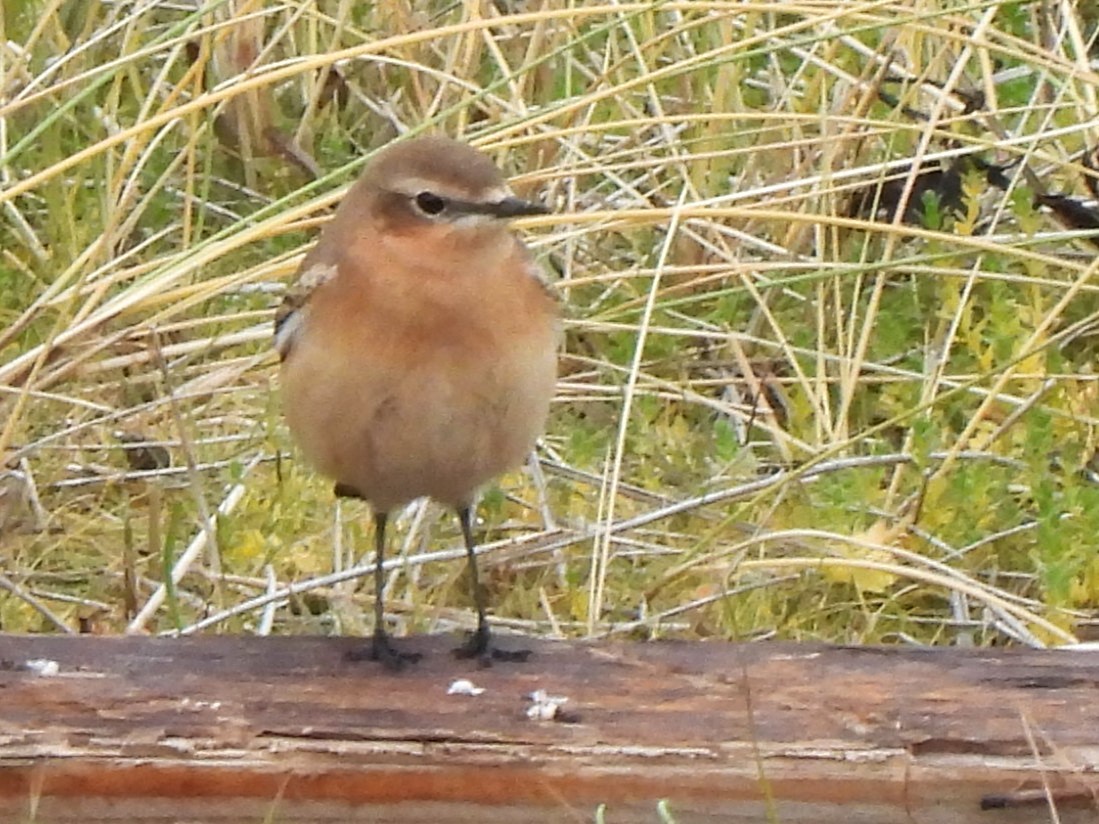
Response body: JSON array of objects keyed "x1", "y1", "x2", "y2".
[{"x1": 484, "y1": 196, "x2": 550, "y2": 219}]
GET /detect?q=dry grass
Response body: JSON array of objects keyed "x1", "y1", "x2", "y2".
[{"x1": 2, "y1": 1, "x2": 1098, "y2": 651}]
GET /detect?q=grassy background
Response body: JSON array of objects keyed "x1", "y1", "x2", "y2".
[{"x1": 1, "y1": 0, "x2": 1098, "y2": 649}]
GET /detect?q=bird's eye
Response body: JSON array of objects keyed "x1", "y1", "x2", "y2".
[{"x1": 414, "y1": 191, "x2": 447, "y2": 216}]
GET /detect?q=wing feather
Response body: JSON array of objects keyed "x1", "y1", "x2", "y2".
[{"x1": 273, "y1": 262, "x2": 338, "y2": 361}]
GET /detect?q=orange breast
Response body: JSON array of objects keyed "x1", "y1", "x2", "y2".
[{"x1": 280, "y1": 236, "x2": 558, "y2": 511}]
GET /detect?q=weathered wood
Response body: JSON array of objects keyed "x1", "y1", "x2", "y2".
[{"x1": 0, "y1": 634, "x2": 1096, "y2": 822}]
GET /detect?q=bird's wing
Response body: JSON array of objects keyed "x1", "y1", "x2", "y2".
[
  {"x1": 518, "y1": 242, "x2": 560, "y2": 305},
  {"x1": 273, "y1": 260, "x2": 338, "y2": 361}
]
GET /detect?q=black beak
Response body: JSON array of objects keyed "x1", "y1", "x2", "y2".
[{"x1": 483, "y1": 196, "x2": 550, "y2": 219}]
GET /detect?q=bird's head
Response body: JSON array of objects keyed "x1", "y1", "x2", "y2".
[{"x1": 360, "y1": 136, "x2": 547, "y2": 241}]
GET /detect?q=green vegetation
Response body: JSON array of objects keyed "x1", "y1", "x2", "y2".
[{"x1": 1, "y1": 1, "x2": 1098, "y2": 651}]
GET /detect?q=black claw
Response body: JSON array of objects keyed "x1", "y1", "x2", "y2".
[
  {"x1": 453, "y1": 624, "x2": 490, "y2": 662},
  {"x1": 345, "y1": 629, "x2": 421, "y2": 670},
  {"x1": 453, "y1": 625, "x2": 530, "y2": 667},
  {"x1": 491, "y1": 647, "x2": 532, "y2": 663}
]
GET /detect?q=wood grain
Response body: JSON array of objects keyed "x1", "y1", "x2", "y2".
[{"x1": 0, "y1": 634, "x2": 1096, "y2": 822}]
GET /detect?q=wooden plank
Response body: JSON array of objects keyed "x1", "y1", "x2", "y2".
[{"x1": 0, "y1": 634, "x2": 1096, "y2": 822}]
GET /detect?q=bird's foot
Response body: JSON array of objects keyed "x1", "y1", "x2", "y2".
[
  {"x1": 345, "y1": 629, "x2": 422, "y2": 671},
  {"x1": 453, "y1": 624, "x2": 531, "y2": 668}
]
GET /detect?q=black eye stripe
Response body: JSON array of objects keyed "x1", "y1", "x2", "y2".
[{"x1": 408, "y1": 192, "x2": 547, "y2": 219}]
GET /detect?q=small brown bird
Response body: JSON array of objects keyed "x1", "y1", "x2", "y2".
[{"x1": 275, "y1": 136, "x2": 558, "y2": 668}]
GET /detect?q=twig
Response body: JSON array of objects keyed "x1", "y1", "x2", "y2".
[
  {"x1": 0, "y1": 573, "x2": 72, "y2": 634},
  {"x1": 127, "y1": 453, "x2": 262, "y2": 633}
]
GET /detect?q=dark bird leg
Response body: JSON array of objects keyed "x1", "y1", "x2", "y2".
[
  {"x1": 341, "y1": 495, "x2": 420, "y2": 669},
  {"x1": 369, "y1": 511, "x2": 422, "y2": 669},
  {"x1": 452, "y1": 505, "x2": 531, "y2": 666}
]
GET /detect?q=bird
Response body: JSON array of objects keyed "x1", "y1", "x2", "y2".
[{"x1": 274, "y1": 135, "x2": 559, "y2": 668}]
